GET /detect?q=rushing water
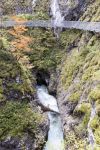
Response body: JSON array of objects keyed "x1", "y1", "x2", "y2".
[
  {"x1": 37, "y1": 85, "x2": 65, "y2": 150},
  {"x1": 32, "y1": 0, "x2": 37, "y2": 8},
  {"x1": 51, "y1": 0, "x2": 64, "y2": 38},
  {"x1": 87, "y1": 102, "x2": 96, "y2": 150},
  {"x1": 37, "y1": 85, "x2": 59, "y2": 113},
  {"x1": 51, "y1": 0, "x2": 64, "y2": 26}
]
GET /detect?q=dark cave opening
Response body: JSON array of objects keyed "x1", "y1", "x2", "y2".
[
  {"x1": 36, "y1": 69, "x2": 57, "y2": 97},
  {"x1": 36, "y1": 69, "x2": 50, "y2": 86}
]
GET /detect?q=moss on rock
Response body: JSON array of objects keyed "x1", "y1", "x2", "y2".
[
  {"x1": 69, "y1": 91, "x2": 81, "y2": 102},
  {"x1": 0, "y1": 101, "x2": 42, "y2": 140},
  {"x1": 89, "y1": 87, "x2": 100, "y2": 102},
  {"x1": 58, "y1": 31, "x2": 100, "y2": 149},
  {"x1": 80, "y1": 0, "x2": 100, "y2": 22},
  {"x1": 28, "y1": 28, "x2": 65, "y2": 70}
]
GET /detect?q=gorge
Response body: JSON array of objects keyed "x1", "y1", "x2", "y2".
[
  {"x1": 0, "y1": 0, "x2": 100, "y2": 150},
  {"x1": 37, "y1": 85, "x2": 64, "y2": 150}
]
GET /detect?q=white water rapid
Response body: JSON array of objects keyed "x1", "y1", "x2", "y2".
[
  {"x1": 37, "y1": 85, "x2": 65, "y2": 150},
  {"x1": 32, "y1": 0, "x2": 37, "y2": 8},
  {"x1": 37, "y1": 85, "x2": 59, "y2": 113},
  {"x1": 51, "y1": 0, "x2": 64, "y2": 26},
  {"x1": 51, "y1": 0, "x2": 64, "y2": 38}
]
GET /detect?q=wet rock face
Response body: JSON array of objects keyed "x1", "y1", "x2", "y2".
[
  {"x1": 1, "y1": 0, "x2": 34, "y2": 15},
  {"x1": 59, "y1": 0, "x2": 93, "y2": 20},
  {"x1": 0, "y1": 134, "x2": 42, "y2": 150},
  {"x1": 57, "y1": 30, "x2": 100, "y2": 148},
  {"x1": 0, "y1": 53, "x2": 48, "y2": 150},
  {"x1": 36, "y1": 69, "x2": 50, "y2": 86},
  {"x1": 48, "y1": 72, "x2": 57, "y2": 97},
  {"x1": 2, "y1": 76, "x2": 33, "y2": 102},
  {"x1": 36, "y1": 69, "x2": 57, "y2": 97},
  {"x1": 0, "y1": 115, "x2": 48, "y2": 150},
  {"x1": 0, "y1": 136, "x2": 34, "y2": 150}
]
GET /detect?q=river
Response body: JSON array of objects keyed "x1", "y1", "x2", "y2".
[{"x1": 37, "y1": 85, "x2": 65, "y2": 150}]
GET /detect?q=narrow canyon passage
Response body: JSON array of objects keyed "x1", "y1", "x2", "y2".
[
  {"x1": 0, "y1": 0, "x2": 100, "y2": 150},
  {"x1": 37, "y1": 85, "x2": 65, "y2": 150}
]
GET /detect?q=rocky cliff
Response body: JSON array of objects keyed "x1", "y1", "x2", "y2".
[
  {"x1": 57, "y1": 0, "x2": 100, "y2": 149},
  {"x1": 0, "y1": 0, "x2": 100, "y2": 150}
]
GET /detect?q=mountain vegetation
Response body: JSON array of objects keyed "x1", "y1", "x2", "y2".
[{"x1": 0, "y1": 0, "x2": 100, "y2": 149}]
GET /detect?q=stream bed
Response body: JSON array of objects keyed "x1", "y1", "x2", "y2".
[{"x1": 37, "y1": 85, "x2": 65, "y2": 150}]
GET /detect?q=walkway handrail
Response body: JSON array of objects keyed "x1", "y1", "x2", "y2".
[{"x1": 0, "y1": 20, "x2": 100, "y2": 32}]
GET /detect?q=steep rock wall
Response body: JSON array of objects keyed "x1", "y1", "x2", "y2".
[{"x1": 57, "y1": 0, "x2": 100, "y2": 149}]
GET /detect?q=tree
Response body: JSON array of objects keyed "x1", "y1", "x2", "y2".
[{"x1": 8, "y1": 16, "x2": 32, "y2": 58}]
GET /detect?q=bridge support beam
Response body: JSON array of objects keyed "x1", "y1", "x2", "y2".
[{"x1": 0, "y1": 20, "x2": 100, "y2": 33}]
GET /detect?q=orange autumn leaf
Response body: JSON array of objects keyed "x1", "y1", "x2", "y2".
[
  {"x1": 14, "y1": 26, "x2": 28, "y2": 34},
  {"x1": 8, "y1": 28, "x2": 27, "y2": 36},
  {"x1": 8, "y1": 30, "x2": 18, "y2": 36},
  {"x1": 11, "y1": 37, "x2": 31, "y2": 50},
  {"x1": 21, "y1": 36, "x2": 32, "y2": 43},
  {"x1": 11, "y1": 16, "x2": 27, "y2": 22},
  {"x1": 8, "y1": 16, "x2": 32, "y2": 60}
]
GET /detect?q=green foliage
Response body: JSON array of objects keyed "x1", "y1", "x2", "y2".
[
  {"x1": 0, "y1": 101, "x2": 41, "y2": 140},
  {"x1": 65, "y1": 131, "x2": 86, "y2": 149},
  {"x1": 74, "y1": 103, "x2": 91, "y2": 137},
  {"x1": 28, "y1": 28, "x2": 64, "y2": 70},
  {"x1": 75, "y1": 103, "x2": 91, "y2": 114},
  {"x1": 90, "y1": 114, "x2": 100, "y2": 145},
  {"x1": 1, "y1": 1, "x2": 100, "y2": 147},
  {"x1": 59, "y1": 32, "x2": 100, "y2": 149},
  {"x1": 80, "y1": 0, "x2": 100, "y2": 21},
  {"x1": 33, "y1": 12, "x2": 49, "y2": 20},
  {"x1": 96, "y1": 102, "x2": 100, "y2": 117},
  {"x1": 1, "y1": 0, "x2": 33, "y2": 15},
  {"x1": 0, "y1": 46, "x2": 20, "y2": 100},
  {"x1": 60, "y1": 30, "x2": 81, "y2": 48},
  {"x1": 92, "y1": 70, "x2": 100, "y2": 81},
  {"x1": 0, "y1": 29, "x2": 43, "y2": 144},
  {"x1": 0, "y1": 32, "x2": 35, "y2": 101},
  {"x1": 90, "y1": 116, "x2": 99, "y2": 131},
  {"x1": 34, "y1": 0, "x2": 50, "y2": 19},
  {"x1": 17, "y1": 12, "x2": 49, "y2": 20},
  {"x1": 89, "y1": 87, "x2": 100, "y2": 102},
  {"x1": 82, "y1": 49, "x2": 100, "y2": 82},
  {"x1": 60, "y1": 33, "x2": 100, "y2": 90},
  {"x1": 0, "y1": 37, "x2": 9, "y2": 49},
  {"x1": 61, "y1": 47, "x2": 88, "y2": 89},
  {"x1": 69, "y1": 91, "x2": 81, "y2": 102},
  {"x1": 94, "y1": 127, "x2": 100, "y2": 145},
  {"x1": 2, "y1": 0, "x2": 49, "y2": 20}
]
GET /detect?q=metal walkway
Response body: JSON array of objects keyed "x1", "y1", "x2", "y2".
[{"x1": 0, "y1": 20, "x2": 100, "y2": 32}]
